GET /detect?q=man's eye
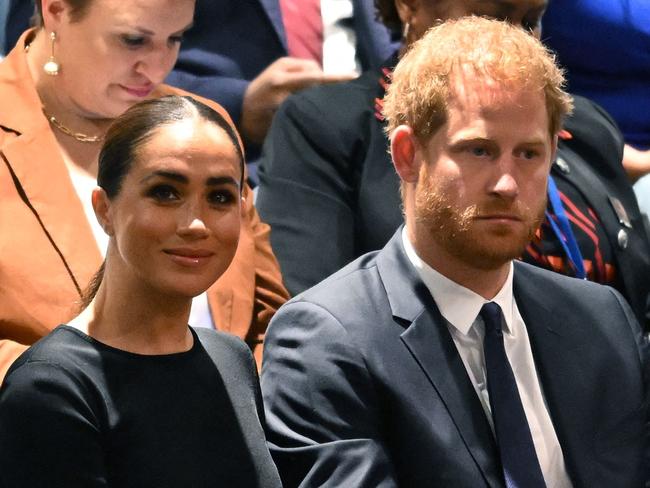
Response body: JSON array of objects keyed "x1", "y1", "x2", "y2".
[
  {"x1": 470, "y1": 147, "x2": 490, "y2": 157},
  {"x1": 520, "y1": 150, "x2": 540, "y2": 160},
  {"x1": 169, "y1": 35, "x2": 184, "y2": 45}
]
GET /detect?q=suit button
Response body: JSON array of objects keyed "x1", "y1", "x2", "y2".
[{"x1": 617, "y1": 229, "x2": 629, "y2": 249}]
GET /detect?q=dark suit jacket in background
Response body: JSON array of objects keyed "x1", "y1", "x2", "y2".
[
  {"x1": 3, "y1": 0, "x2": 32, "y2": 54},
  {"x1": 261, "y1": 230, "x2": 649, "y2": 487},
  {"x1": 256, "y1": 62, "x2": 650, "y2": 331},
  {"x1": 164, "y1": 0, "x2": 396, "y2": 163}
]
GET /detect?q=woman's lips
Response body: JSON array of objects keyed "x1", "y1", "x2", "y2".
[
  {"x1": 163, "y1": 249, "x2": 215, "y2": 267},
  {"x1": 121, "y1": 84, "x2": 154, "y2": 98}
]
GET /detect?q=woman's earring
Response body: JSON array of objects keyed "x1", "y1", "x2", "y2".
[
  {"x1": 402, "y1": 22, "x2": 411, "y2": 42},
  {"x1": 43, "y1": 32, "x2": 60, "y2": 76}
]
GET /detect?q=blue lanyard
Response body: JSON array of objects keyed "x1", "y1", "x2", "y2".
[{"x1": 545, "y1": 176, "x2": 587, "y2": 279}]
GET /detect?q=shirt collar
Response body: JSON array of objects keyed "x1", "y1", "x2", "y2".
[{"x1": 401, "y1": 227, "x2": 515, "y2": 336}]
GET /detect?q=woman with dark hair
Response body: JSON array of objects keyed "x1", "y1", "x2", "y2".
[
  {"x1": 256, "y1": 0, "x2": 650, "y2": 330},
  {"x1": 0, "y1": 0, "x2": 288, "y2": 380},
  {"x1": 0, "y1": 95, "x2": 282, "y2": 488}
]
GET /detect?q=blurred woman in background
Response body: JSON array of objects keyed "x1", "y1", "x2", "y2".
[{"x1": 0, "y1": 0, "x2": 288, "y2": 379}]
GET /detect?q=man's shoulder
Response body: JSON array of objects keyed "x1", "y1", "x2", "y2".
[
  {"x1": 515, "y1": 259, "x2": 611, "y2": 292},
  {"x1": 514, "y1": 260, "x2": 627, "y2": 311},
  {"x1": 289, "y1": 250, "x2": 386, "y2": 315}
]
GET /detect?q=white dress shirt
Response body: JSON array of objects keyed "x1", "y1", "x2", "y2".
[
  {"x1": 402, "y1": 227, "x2": 573, "y2": 488},
  {"x1": 321, "y1": 0, "x2": 360, "y2": 74}
]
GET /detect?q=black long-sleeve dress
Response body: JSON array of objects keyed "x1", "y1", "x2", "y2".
[{"x1": 0, "y1": 325, "x2": 281, "y2": 488}]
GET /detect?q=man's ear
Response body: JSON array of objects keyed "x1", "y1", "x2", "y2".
[
  {"x1": 92, "y1": 187, "x2": 114, "y2": 237},
  {"x1": 390, "y1": 125, "x2": 421, "y2": 184},
  {"x1": 550, "y1": 134, "x2": 559, "y2": 165}
]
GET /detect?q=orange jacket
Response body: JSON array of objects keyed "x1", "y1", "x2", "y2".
[{"x1": 0, "y1": 31, "x2": 289, "y2": 379}]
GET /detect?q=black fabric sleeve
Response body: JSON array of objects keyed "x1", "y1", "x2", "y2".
[{"x1": 0, "y1": 361, "x2": 108, "y2": 488}]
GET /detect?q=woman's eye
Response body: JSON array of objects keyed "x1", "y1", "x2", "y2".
[
  {"x1": 121, "y1": 35, "x2": 146, "y2": 48},
  {"x1": 208, "y1": 190, "x2": 235, "y2": 206},
  {"x1": 148, "y1": 185, "x2": 179, "y2": 202}
]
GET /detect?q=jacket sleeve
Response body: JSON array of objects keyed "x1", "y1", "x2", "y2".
[
  {"x1": 0, "y1": 360, "x2": 108, "y2": 487},
  {"x1": 256, "y1": 91, "x2": 362, "y2": 295},
  {"x1": 241, "y1": 180, "x2": 290, "y2": 365},
  {"x1": 261, "y1": 301, "x2": 398, "y2": 487}
]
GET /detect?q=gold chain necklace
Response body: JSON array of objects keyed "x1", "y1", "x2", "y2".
[{"x1": 42, "y1": 108, "x2": 104, "y2": 143}]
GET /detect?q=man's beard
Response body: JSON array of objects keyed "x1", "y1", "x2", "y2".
[{"x1": 415, "y1": 182, "x2": 545, "y2": 270}]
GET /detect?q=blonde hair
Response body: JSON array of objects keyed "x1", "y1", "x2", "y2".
[{"x1": 383, "y1": 16, "x2": 573, "y2": 141}]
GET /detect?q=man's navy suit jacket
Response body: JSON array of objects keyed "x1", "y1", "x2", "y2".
[
  {"x1": 261, "y1": 230, "x2": 649, "y2": 487},
  {"x1": 165, "y1": 0, "x2": 396, "y2": 127}
]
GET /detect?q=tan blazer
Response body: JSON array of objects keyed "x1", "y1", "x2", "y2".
[{"x1": 0, "y1": 30, "x2": 289, "y2": 379}]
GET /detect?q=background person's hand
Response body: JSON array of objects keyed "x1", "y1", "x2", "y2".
[
  {"x1": 240, "y1": 57, "x2": 355, "y2": 144},
  {"x1": 623, "y1": 144, "x2": 650, "y2": 183}
]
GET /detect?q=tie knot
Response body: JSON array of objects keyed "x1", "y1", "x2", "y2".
[{"x1": 480, "y1": 302, "x2": 503, "y2": 335}]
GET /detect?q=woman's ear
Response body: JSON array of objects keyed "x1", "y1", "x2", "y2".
[
  {"x1": 394, "y1": 0, "x2": 418, "y2": 26},
  {"x1": 92, "y1": 187, "x2": 114, "y2": 237},
  {"x1": 40, "y1": 0, "x2": 68, "y2": 30},
  {"x1": 390, "y1": 125, "x2": 421, "y2": 184}
]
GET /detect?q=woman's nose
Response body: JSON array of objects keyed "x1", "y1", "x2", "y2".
[
  {"x1": 135, "y1": 46, "x2": 178, "y2": 85},
  {"x1": 176, "y1": 204, "x2": 211, "y2": 239}
]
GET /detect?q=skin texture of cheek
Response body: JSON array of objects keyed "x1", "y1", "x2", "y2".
[{"x1": 414, "y1": 175, "x2": 547, "y2": 271}]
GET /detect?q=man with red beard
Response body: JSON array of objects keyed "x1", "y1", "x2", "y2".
[{"x1": 261, "y1": 17, "x2": 649, "y2": 488}]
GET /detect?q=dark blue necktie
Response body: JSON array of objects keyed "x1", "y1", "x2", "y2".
[{"x1": 480, "y1": 302, "x2": 546, "y2": 488}]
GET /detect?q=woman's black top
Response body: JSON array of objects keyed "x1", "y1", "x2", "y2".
[{"x1": 0, "y1": 325, "x2": 281, "y2": 488}]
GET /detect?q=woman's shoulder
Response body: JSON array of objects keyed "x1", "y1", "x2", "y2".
[
  {"x1": 192, "y1": 328, "x2": 258, "y2": 382},
  {"x1": 0, "y1": 326, "x2": 106, "y2": 416},
  {"x1": 3, "y1": 326, "x2": 99, "y2": 383},
  {"x1": 193, "y1": 328, "x2": 253, "y2": 362}
]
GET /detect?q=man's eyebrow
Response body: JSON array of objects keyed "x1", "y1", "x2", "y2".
[{"x1": 518, "y1": 139, "x2": 548, "y2": 146}]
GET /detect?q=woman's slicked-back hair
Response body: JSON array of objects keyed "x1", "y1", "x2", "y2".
[
  {"x1": 98, "y1": 95, "x2": 245, "y2": 200},
  {"x1": 34, "y1": 0, "x2": 92, "y2": 26}
]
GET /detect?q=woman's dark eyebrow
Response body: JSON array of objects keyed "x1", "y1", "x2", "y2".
[
  {"x1": 132, "y1": 21, "x2": 194, "y2": 37},
  {"x1": 207, "y1": 176, "x2": 240, "y2": 189},
  {"x1": 140, "y1": 172, "x2": 239, "y2": 188},
  {"x1": 140, "y1": 170, "x2": 188, "y2": 184}
]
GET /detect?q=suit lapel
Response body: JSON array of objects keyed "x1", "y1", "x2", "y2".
[
  {"x1": 377, "y1": 231, "x2": 503, "y2": 488},
  {"x1": 513, "y1": 263, "x2": 591, "y2": 486},
  {"x1": 257, "y1": 0, "x2": 288, "y2": 51}
]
